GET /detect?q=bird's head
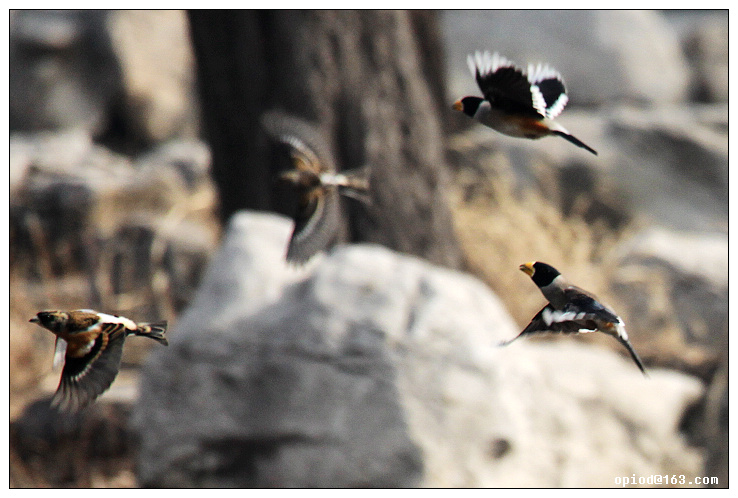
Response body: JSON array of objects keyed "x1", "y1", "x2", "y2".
[
  {"x1": 30, "y1": 311, "x2": 69, "y2": 334},
  {"x1": 519, "y1": 261, "x2": 561, "y2": 288},
  {"x1": 453, "y1": 96, "x2": 485, "y2": 118}
]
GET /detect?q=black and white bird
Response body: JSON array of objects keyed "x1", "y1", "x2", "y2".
[
  {"x1": 453, "y1": 51, "x2": 597, "y2": 155},
  {"x1": 30, "y1": 309, "x2": 168, "y2": 412},
  {"x1": 261, "y1": 110, "x2": 370, "y2": 264},
  {"x1": 502, "y1": 261, "x2": 646, "y2": 375}
]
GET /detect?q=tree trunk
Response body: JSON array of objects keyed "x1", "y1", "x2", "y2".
[{"x1": 188, "y1": 10, "x2": 463, "y2": 269}]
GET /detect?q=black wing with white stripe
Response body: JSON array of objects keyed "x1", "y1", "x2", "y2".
[{"x1": 53, "y1": 323, "x2": 127, "y2": 412}]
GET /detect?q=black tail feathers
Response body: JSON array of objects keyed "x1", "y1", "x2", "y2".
[
  {"x1": 616, "y1": 335, "x2": 648, "y2": 376},
  {"x1": 137, "y1": 321, "x2": 168, "y2": 345},
  {"x1": 553, "y1": 131, "x2": 598, "y2": 155}
]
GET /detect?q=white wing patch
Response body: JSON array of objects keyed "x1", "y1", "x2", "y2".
[
  {"x1": 614, "y1": 321, "x2": 629, "y2": 340},
  {"x1": 94, "y1": 312, "x2": 137, "y2": 330},
  {"x1": 53, "y1": 337, "x2": 67, "y2": 370},
  {"x1": 526, "y1": 62, "x2": 562, "y2": 86},
  {"x1": 530, "y1": 85, "x2": 549, "y2": 118},
  {"x1": 542, "y1": 308, "x2": 589, "y2": 326},
  {"x1": 545, "y1": 94, "x2": 568, "y2": 119},
  {"x1": 527, "y1": 61, "x2": 568, "y2": 119},
  {"x1": 468, "y1": 51, "x2": 515, "y2": 78},
  {"x1": 467, "y1": 51, "x2": 569, "y2": 120}
]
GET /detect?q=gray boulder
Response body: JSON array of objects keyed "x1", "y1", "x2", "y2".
[
  {"x1": 132, "y1": 211, "x2": 704, "y2": 487},
  {"x1": 609, "y1": 227, "x2": 729, "y2": 488},
  {"x1": 107, "y1": 10, "x2": 200, "y2": 143},
  {"x1": 610, "y1": 227, "x2": 728, "y2": 372},
  {"x1": 605, "y1": 105, "x2": 728, "y2": 232},
  {"x1": 10, "y1": 10, "x2": 122, "y2": 134},
  {"x1": 10, "y1": 10, "x2": 199, "y2": 145},
  {"x1": 447, "y1": 101, "x2": 728, "y2": 234},
  {"x1": 10, "y1": 132, "x2": 217, "y2": 317},
  {"x1": 664, "y1": 11, "x2": 728, "y2": 103}
]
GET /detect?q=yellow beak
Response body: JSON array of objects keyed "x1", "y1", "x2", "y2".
[
  {"x1": 452, "y1": 100, "x2": 463, "y2": 112},
  {"x1": 519, "y1": 262, "x2": 535, "y2": 277}
]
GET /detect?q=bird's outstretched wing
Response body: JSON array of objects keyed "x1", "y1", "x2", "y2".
[
  {"x1": 499, "y1": 304, "x2": 596, "y2": 346},
  {"x1": 261, "y1": 110, "x2": 336, "y2": 174},
  {"x1": 286, "y1": 188, "x2": 341, "y2": 264},
  {"x1": 526, "y1": 62, "x2": 568, "y2": 119},
  {"x1": 562, "y1": 287, "x2": 621, "y2": 323},
  {"x1": 468, "y1": 51, "x2": 542, "y2": 119},
  {"x1": 52, "y1": 323, "x2": 127, "y2": 412}
]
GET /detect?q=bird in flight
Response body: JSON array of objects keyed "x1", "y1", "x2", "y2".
[
  {"x1": 502, "y1": 261, "x2": 646, "y2": 375},
  {"x1": 262, "y1": 110, "x2": 370, "y2": 264},
  {"x1": 30, "y1": 309, "x2": 168, "y2": 411},
  {"x1": 454, "y1": 51, "x2": 597, "y2": 155}
]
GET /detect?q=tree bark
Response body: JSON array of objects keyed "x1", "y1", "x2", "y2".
[{"x1": 188, "y1": 10, "x2": 463, "y2": 269}]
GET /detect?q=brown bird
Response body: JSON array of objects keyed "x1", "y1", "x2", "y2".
[
  {"x1": 30, "y1": 309, "x2": 168, "y2": 411},
  {"x1": 454, "y1": 51, "x2": 597, "y2": 155},
  {"x1": 262, "y1": 110, "x2": 370, "y2": 264},
  {"x1": 502, "y1": 262, "x2": 646, "y2": 375}
]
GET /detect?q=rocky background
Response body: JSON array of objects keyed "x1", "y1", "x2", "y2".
[{"x1": 9, "y1": 10, "x2": 727, "y2": 488}]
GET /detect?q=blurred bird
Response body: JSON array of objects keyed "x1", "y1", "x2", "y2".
[
  {"x1": 261, "y1": 110, "x2": 370, "y2": 264},
  {"x1": 502, "y1": 261, "x2": 646, "y2": 375},
  {"x1": 453, "y1": 51, "x2": 597, "y2": 155},
  {"x1": 30, "y1": 309, "x2": 168, "y2": 412}
]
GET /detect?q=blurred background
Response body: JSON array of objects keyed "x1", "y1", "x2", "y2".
[{"x1": 9, "y1": 10, "x2": 727, "y2": 488}]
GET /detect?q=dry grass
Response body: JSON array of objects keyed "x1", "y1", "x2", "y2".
[{"x1": 446, "y1": 133, "x2": 636, "y2": 332}]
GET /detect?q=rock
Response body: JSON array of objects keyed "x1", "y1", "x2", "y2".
[
  {"x1": 682, "y1": 17, "x2": 728, "y2": 103},
  {"x1": 680, "y1": 352, "x2": 728, "y2": 489},
  {"x1": 447, "y1": 101, "x2": 728, "y2": 235},
  {"x1": 108, "y1": 10, "x2": 199, "y2": 144},
  {"x1": 10, "y1": 10, "x2": 199, "y2": 147},
  {"x1": 10, "y1": 398, "x2": 135, "y2": 488},
  {"x1": 442, "y1": 10, "x2": 690, "y2": 108},
  {"x1": 701, "y1": 358, "x2": 728, "y2": 488},
  {"x1": 664, "y1": 11, "x2": 728, "y2": 103},
  {"x1": 10, "y1": 132, "x2": 218, "y2": 319},
  {"x1": 610, "y1": 227, "x2": 728, "y2": 376},
  {"x1": 132, "y1": 211, "x2": 704, "y2": 487},
  {"x1": 9, "y1": 10, "x2": 122, "y2": 135},
  {"x1": 133, "y1": 139, "x2": 212, "y2": 192},
  {"x1": 606, "y1": 105, "x2": 728, "y2": 232}
]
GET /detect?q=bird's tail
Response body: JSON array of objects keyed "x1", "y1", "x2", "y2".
[
  {"x1": 551, "y1": 130, "x2": 598, "y2": 155},
  {"x1": 612, "y1": 323, "x2": 647, "y2": 376},
  {"x1": 333, "y1": 165, "x2": 372, "y2": 204},
  {"x1": 497, "y1": 332, "x2": 525, "y2": 347},
  {"x1": 136, "y1": 321, "x2": 168, "y2": 345}
]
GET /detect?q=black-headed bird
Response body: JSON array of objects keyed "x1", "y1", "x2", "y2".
[
  {"x1": 502, "y1": 261, "x2": 646, "y2": 375},
  {"x1": 261, "y1": 110, "x2": 370, "y2": 264},
  {"x1": 30, "y1": 309, "x2": 168, "y2": 412},
  {"x1": 453, "y1": 51, "x2": 597, "y2": 155}
]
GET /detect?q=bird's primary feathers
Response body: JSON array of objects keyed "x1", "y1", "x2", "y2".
[
  {"x1": 502, "y1": 261, "x2": 646, "y2": 375},
  {"x1": 30, "y1": 309, "x2": 168, "y2": 412},
  {"x1": 261, "y1": 110, "x2": 370, "y2": 264},
  {"x1": 453, "y1": 51, "x2": 597, "y2": 155}
]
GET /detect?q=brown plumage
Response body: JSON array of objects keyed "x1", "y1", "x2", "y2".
[
  {"x1": 261, "y1": 110, "x2": 370, "y2": 264},
  {"x1": 30, "y1": 309, "x2": 168, "y2": 412}
]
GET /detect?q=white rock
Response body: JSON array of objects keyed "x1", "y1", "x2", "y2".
[{"x1": 133, "y1": 211, "x2": 704, "y2": 487}]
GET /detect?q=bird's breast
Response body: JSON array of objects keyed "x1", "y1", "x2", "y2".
[{"x1": 479, "y1": 110, "x2": 550, "y2": 139}]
